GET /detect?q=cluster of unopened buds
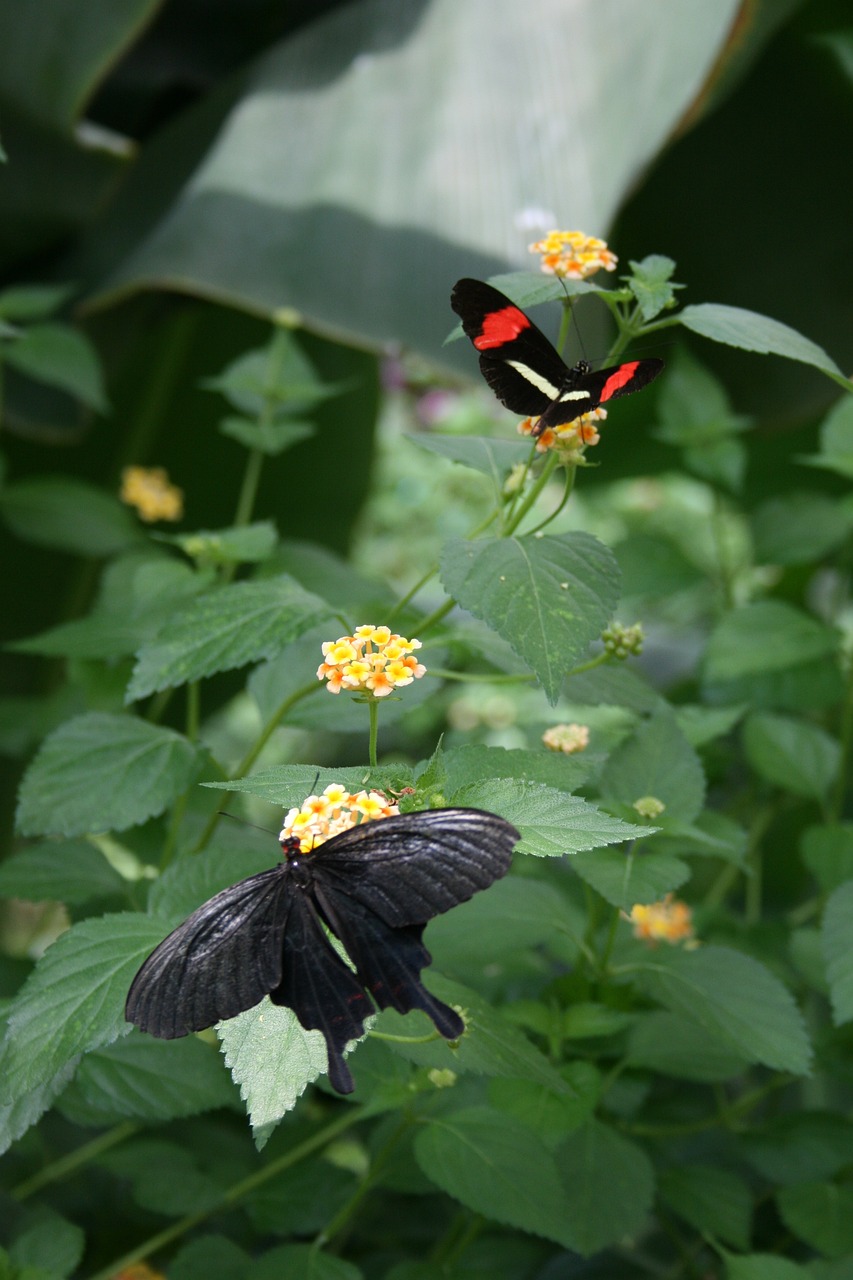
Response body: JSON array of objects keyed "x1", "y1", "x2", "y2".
[
  {"x1": 280, "y1": 783, "x2": 399, "y2": 853},
  {"x1": 542, "y1": 723, "x2": 590, "y2": 755},
  {"x1": 528, "y1": 230, "x2": 617, "y2": 280},
  {"x1": 518, "y1": 408, "x2": 606, "y2": 456},
  {"x1": 119, "y1": 465, "x2": 184, "y2": 522},
  {"x1": 317, "y1": 625, "x2": 426, "y2": 698},
  {"x1": 602, "y1": 621, "x2": 644, "y2": 659}
]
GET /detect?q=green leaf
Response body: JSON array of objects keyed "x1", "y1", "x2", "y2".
[
  {"x1": 679, "y1": 303, "x2": 842, "y2": 376},
  {"x1": 60, "y1": 1031, "x2": 237, "y2": 1125},
  {"x1": 0, "y1": 282, "x2": 74, "y2": 320},
  {"x1": 441, "y1": 743, "x2": 600, "y2": 795},
  {"x1": 562, "y1": 1003, "x2": 635, "y2": 1039},
  {"x1": 204, "y1": 763, "x2": 410, "y2": 810},
  {"x1": 0, "y1": 912, "x2": 167, "y2": 1104},
  {"x1": 742, "y1": 1112, "x2": 853, "y2": 1186},
  {"x1": 778, "y1": 1182, "x2": 853, "y2": 1258},
  {"x1": 751, "y1": 493, "x2": 852, "y2": 565},
  {"x1": 0, "y1": 476, "x2": 141, "y2": 556},
  {"x1": 600, "y1": 709, "x2": 706, "y2": 822},
  {"x1": 409, "y1": 434, "x2": 529, "y2": 480},
  {"x1": 454, "y1": 778, "x2": 652, "y2": 856},
  {"x1": 823, "y1": 881, "x2": 853, "y2": 1024},
  {"x1": 218, "y1": 417, "x2": 316, "y2": 456},
  {"x1": 148, "y1": 840, "x2": 276, "y2": 920},
  {"x1": 245, "y1": 1162, "x2": 357, "y2": 1238},
  {"x1": 802, "y1": 824, "x2": 853, "y2": 893},
  {"x1": 127, "y1": 574, "x2": 335, "y2": 700},
  {"x1": 571, "y1": 847, "x2": 690, "y2": 909},
  {"x1": 553, "y1": 1119, "x2": 655, "y2": 1256},
  {"x1": 170, "y1": 1236, "x2": 251, "y2": 1280},
  {"x1": 4, "y1": 322, "x2": 109, "y2": 410},
  {"x1": 487, "y1": 1067, "x2": 600, "y2": 1147},
  {"x1": 217, "y1": 1001, "x2": 332, "y2": 1142},
  {"x1": 252, "y1": 1244, "x2": 362, "y2": 1280},
  {"x1": 660, "y1": 1163, "x2": 752, "y2": 1249},
  {"x1": 637, "y1": 945, "x2": 812, "y2": 1074},
  {"x1": 8, "y1": 1208, "x2": 84, "y2": 1279},
  {"x1": 627, "y1": 1011, "x2": 749, "y2": 1082},
  {"x1": 627, "y1": 254, "x2": 680, "y2": 321},
  {"x1": 205, "y1": 331, "x2": 334, "y2": 414},
  {"x1": 162, "y1": 522, "x2": 278, "y2": 566},
  {"x1": 99, "y1": 1137, "x2": 223, "y2": 1215},
  {"x1": 0, "y1": 838, "x2": 127, "y2": 904},
  {"x1": 703, "y1": 601, "x2": 839, "y2": 681},
  {"x1": 674, "y1": 703, "x2": 746, "y2": 747},
  {"x1": 800, "y1": 395, "x2": 853, "y2": 479},
  {"x1": 414, "y1": 1106, "x2": 573, "y2": 1248},
  {"x1": 0, "y1": 1060, "x2": 78, "y2": 1157},
  {"x1": 723, "y1": 1253, "x2": 811, "y2": 1280},
  {"x1": 15, "y1": 712, "x2": 199, "y2": 837},
  {"x1": 440, "y1": 532, "x2": 620, "y2": 704},
  {"x1": 743, "y1": 712, "x2": 840, "y2": 799}
]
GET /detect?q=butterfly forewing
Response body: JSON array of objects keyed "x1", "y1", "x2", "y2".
[{"x1": 125, "y1": 868, "x2": 290, "y2": 1039}]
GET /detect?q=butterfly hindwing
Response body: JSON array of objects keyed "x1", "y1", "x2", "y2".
[{"x1": 125, "y1": 867, "x2": 290, "y2": 1039}]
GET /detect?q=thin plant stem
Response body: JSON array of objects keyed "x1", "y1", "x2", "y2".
[
  {"x1": 317, "y1": 1114, "x2": 411, "y2": 1249},
  {"x1": 524, "y1": 462, "x2": 577, "y2": 536},
  {"x1": 503, "y1": 450, "x2": 560, "y2": 536},
  {"x1": 415, "y1": 597, "x2": 455, "y2": 636},
  {"x1": 12, "y1": 1121, "x2": 140, "y2": 1200},
  {"x1": 87, "y1": 1108, "x2": 363, "y2": 1280},
  {"x1": 368, "y1": 698, "x2": 380, "y2": 767},
  {"x1": 425, "y1": 668, "x2": 535, "y2": 684}
]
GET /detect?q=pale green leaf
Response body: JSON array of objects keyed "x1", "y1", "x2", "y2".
[
  {"x1": 680, "y1": 303, "x2": 842, "y2": 376},
  {"x1": 440, "y1": 532, "x2": 621, "y2": 704},
  {"x1": 15, "y1": 712, "x2": 199, "y2": 837},
  {"x1": 127, "y1": 574, "x2": 335, "y2": 700},
  {"x1": 409, "y1": 434, "x2": 529, "y2": 480}
]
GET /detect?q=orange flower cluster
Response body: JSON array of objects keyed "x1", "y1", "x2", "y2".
[
  {"x1": 629, "y1": 895, "x2": 694, "y2": 946},
  {"x1": 317, "y1": 625, "x2": 426, "y2": 698},
  {"x1": 120, "y1": 466, "x2": 183, "y2": 522},
  {"x1": 518, "y1": 409, "x2": 606, "y2": 456},
  {"x1": 280, "y1": 782, "x2": 399, "y2": 853},
  {"x1": 528, "y1": 230, "x2": 617, "y2": 280},
  {"x1": 543, "y1": 723, "x2": 590, "y2": 754}
]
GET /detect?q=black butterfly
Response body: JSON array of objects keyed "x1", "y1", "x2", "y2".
[
  {"x1": 451, "y1": 277, "x2": 663, "y2": 437},
  {"x1": 125, "y1": 808, "x2": 519, "y2": 1093}
]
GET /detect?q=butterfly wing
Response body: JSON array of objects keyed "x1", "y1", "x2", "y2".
[
  {"x1": 125, "y1": 867, "x2": 289, "y2": 1039},
  {"x1": 451, "y1": 278, "x2": 569, "y2": 418},
  {"x1": 269, "y1": 890, "x2": 374, "y2": 1094},
  {"x1": 311, "y1": 808, "x2": 518, "y2": 928}
]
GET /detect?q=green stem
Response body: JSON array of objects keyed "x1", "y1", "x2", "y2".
[
  {"x1": 368, "y1": 698, "x2": 379, "y2": 767},
  {"x1": 414, "y1": 597, "x2": 455, "y2": 636},
  {"x1": 426, "y1": 668, "x2": 535, "y2": 684},
  {"x1": 87, "y1": 1108, "x2": 363, "y2": 1280},
  {"x1": 233, "y1": 446, "x2": 264, "y2": 530},
  {"x1": 830, "y1": 651, "x2": 853, "y2": 821},
  {"x1": 317, "y1": 1114, "x2": 411, "y2": 1249},
  {"x1": 12, "y1": 1121, "x2": 140, "y2": 1200},
  {"x1": 524, "y1": 462, "x2": 577, "y2": 536},
  {"x1": 597, "y1": 905, "x2": 622, "y2": 975},
  {"x1": 503, "y1": 450, "x2": 560, "y2": 536}
]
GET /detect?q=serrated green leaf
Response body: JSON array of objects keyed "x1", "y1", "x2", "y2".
[
  {"x1": 454, "y1": 778, "x2": 652, "y2": 856},
  {"x1": 148, "y1": 841, "x2": 277, "y2": 920},
  {"x1": 409, "y1": 434, "x2": 529, "y2": 480},
  {"x1": 0, "y1": 476, "x2": 140, "y2": 556},
  {"x1": 600, "y1": 709, "x2": 705, "y2": 822},
  {"x1": 218, "y1": 1000, "x2": 332, "y2": 1141},
  {"x1": 704, "y1": 601, "x2": 839, "y2": 682},
  {"x1": 571, "y1": 847, "x2": 689, "y2": 909},
  {"x1": 487, "y1": 1066, "x2": 600, "y2": 1147},
  {"x1": 637, "y1": 945, "x2": 812, "y2": 1074},
  {"x1": 627, "y1": 1011, "x2": 749, "y2": 1082},
  {"x1": 627, "y1": 254, "x2": 679, "y2": 320},
  {"x1": 162, "y1": 521, "x2": 278, "y2": 566},
  {"x1": 562, "y1": 1003, "x2": 634, "y2": 1038},
  {"x1": 127, "y1": 574, "x2": 335, "y2": 700},
  {"x1": 742, "y1": 1112, "x2": 853, "y2": 1186},
  {"x1": 674, "y1": 703, "x2": 746, "y2": 747},
  {"x1": 743, "y1": 712, "x2": 840, "y2": 800},
  {"x1": 15, "y1": 712, "x2": 199, "y2": 837},
  {"x1": 723, "y1": 1254, "x2": 811, "y2": 1280},
  {"x1": 679, "y1": 303, "x2": 842, "y2": 376},
  {"x1": 553, "y1": 1119, "x2": 655, "y2": 1255},
  {"x1": 219, "y1": 417, "x2": 316, "y2": 455},
  {"x1": 0, "y1": 1060, "x2": 78, "y2": 1157},
  {"x1": 4, "y1": 322, "x2": 109, "y2": 411},
  {"x1": 800, "y1": 395, "x2": 853, "y2": 479},
  {"x1": 252, "y1": 1244, "x2": 362, "y2": 1280},
  {"x1": 823, "y1": 881, "x2": 853, "y2": 1024},
  {"x1": 802, "y1": 824, "x2": 853, "y2": 893},
  {"x1": 203, "y1": 763, "x2": 411, "y2": 809},
  {"x1": 441, "y1": 743, "x2": 599, "y2": 795},
  {"x1": 62, "y1": 1031, "x2": 237, "y2": 1125},
  {"x1": 170, "y1": 1236, "x2": 250, "y2": 1280},
  {"x1": 0, "y1": 839, "x2": 127, "y2": 904},
  {"x1": 414, "y1": 1106, "x2": 572, "y2": 1247},
  {"x1": 751, "y1": 493, "x2": 851, "y2": 565},
  {"x1": 778, "y1": 1182, "x2": 853, "y2": 1258},
  {"x1": 8, "y1": 1208, "x2": 85, "y2": 1279},
  {"x1": 0, "y1": 913, "x2": 167, "y2": 1105},
  {"x1": 660, "y1": 1164, "x2": 752, "y2": 1249},
  {"x1": 245, "y1": 1161, "x2": 357, "y2": 1237},
  {"x1": 440, "y1": 532, "x2": 620, "y2": 704},
  {"x1": 99, "y1": 1137, "x2": 223, "y2": 1215}
]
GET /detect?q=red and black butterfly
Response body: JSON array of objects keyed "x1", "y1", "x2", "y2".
[
  {"x1": 451, "y1": 278, "x2": 663, "y2": 437},
  {"x1": 125, "y1": 808, "x2": 519, "y2": 1094}
]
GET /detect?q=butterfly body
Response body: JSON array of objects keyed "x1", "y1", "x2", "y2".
[
  {"x1": 451, "y1": 277, "x2": 663, "y2": 436},
  {"x1": 126, "y1": 808, "x2": 519, "y2": 1093}
]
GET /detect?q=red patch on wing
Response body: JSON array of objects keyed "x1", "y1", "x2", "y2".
[
  {"x1": 599, "y1": 362, "x2": 640, "y2": 402},
  {"x1": 474, "y1": 305, "x2": 531, "y2": 351}
]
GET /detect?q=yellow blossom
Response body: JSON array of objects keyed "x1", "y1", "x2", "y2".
[
  {"x1": 120, "y1": 466, "x2": 183, "y2": 522},
  {"x1": 543, "y1": 723, "x2": 590, "y2": 754},
  {"x1": 317, "y1": 626, "x2": 426, "y2": 698},
  {"x1": 528, "y1": 230, "x2": 618, "y2": 280},
  {"x1": 280, "y1": 783, "x2": 400, "y2": 853},
  {"x1": 628, "y1": 895, "x2": 694, "y2": 946},
  {"x1": 518, "y1": 408, "x2": 606, "y2": 457}
]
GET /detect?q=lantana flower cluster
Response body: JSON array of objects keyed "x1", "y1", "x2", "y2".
[
  {"x1": 317, "y1": 625, "x2": 426, "y2": 698},
  {"x1": 628, "y1": 894, "x2": 695, "y2": 946},
  {"x1": 518, "y1": 408, "x2": 607, "y2": 457},
  {"x1": 119, "y1": 466, "x2": 184, "y2": 522},
  {"x1": 542, "y1": 723, "x2": 590, "y2": 755},
  {"x1": 280, "y1": 783, "x2": 399, "y2": 854},
  {"x1": 528, "y1": 230, "x2": 617, "y2": 280}
]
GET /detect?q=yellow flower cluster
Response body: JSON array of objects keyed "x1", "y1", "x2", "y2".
[
  {"x1": 120, "y1": 466, "x2": 183, "y2": 522},
  {"x1": 317, "y1": 625, "x2": 426, "y2": 698},
  {"x1": 280, "y1": 782, "x2": 399, "y2": 853},
  {"x1": 528, "y1": 230, "x2": 618, "y2": 280},
  {"x1": 518, "y1": 409, "x2": 606, "y2": 456},
  {"x1": 542, "y1": 723, "x2": 590, "y2": 754},
  {"x1": 628, "y1": 895, "x2": 694, "y2": 946}
]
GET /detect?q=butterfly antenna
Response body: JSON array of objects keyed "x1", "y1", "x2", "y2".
[{"x1": 218, "y1": 811, "x2": 278, "y2": 836}]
